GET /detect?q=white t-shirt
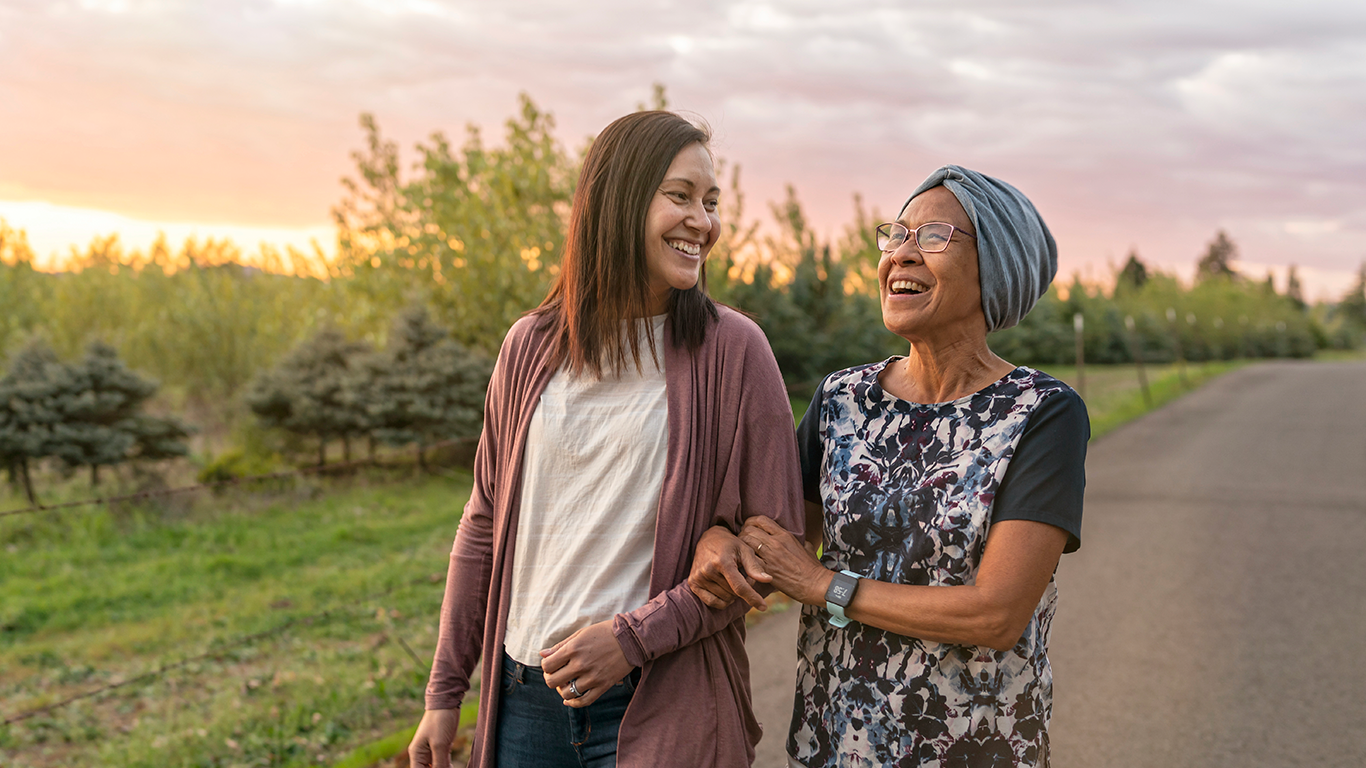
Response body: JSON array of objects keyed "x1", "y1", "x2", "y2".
[{"x1": 502, "y1": 316, "x2": 668, "y2": 667}]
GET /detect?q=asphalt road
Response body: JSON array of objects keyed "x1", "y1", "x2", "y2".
[{"x1": 744, "y1": 359, "x2": 1366, "y2": 767}]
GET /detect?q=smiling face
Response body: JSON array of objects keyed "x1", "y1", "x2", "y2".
[
  {"x1": 879, "y1": 186, "x2": 986, "y2": 342},
  {"x1": 643, "y1": 142, "x2": 720, "y2": 314}
]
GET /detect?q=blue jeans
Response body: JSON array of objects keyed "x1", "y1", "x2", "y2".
[{"x1": 494, "y1": 653, "x2": 639, "y2": 768}]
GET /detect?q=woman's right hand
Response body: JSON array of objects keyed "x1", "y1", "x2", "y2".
[
  {"x1": 408, "y1": 708, "x2": 461, "y2": 768},
  {"x1": 687, "y1": 524, "x2": 770, "y2": 611}
]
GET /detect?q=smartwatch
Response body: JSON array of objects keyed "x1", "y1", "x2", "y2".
[{"x1": 824, "y1": 570, "x2": 862, "y2": 628}]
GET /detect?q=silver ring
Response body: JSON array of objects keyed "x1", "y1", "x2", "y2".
[{"x1": 569, "y1": 679, "x2": 583, "y2": 698}]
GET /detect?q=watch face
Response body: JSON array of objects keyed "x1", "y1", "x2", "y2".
[{"x1": 826, "y1": 572, "x2": 859, "y2": 607}]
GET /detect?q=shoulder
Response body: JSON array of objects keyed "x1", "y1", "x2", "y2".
[
  {"x1": 709, "y1": 304, "x2": 770, "y2": 350},
  {"x1": 1020, "y1": 369, "x2": 1088, "y2": 417},
  {"x1": 821, "y1": 360, "x2": 885, "y2": 399},
  {"x1": 499, "y1": 313, "x2": 553, "y2": 359},
  {"x1": 1013, "y1": 369, "x2": 1089, "y2": 441}
]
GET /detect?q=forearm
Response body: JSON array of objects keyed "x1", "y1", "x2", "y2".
[
  {"x1": 835, "y1": 579, "x2": 1027, "y2": 651},
  {"x1": 775, "y1": 520, "x2": 1068, "y2": 653},
  {"x1": 612, "y1": 581, "x2": 752, "y2": 666},
  {"x1": 424, "y1": 513, "x2": 494, "y2": 709}
]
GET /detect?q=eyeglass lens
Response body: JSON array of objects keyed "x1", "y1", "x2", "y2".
[{"x1": 876, "y1": 222, "x2": 955, "y2": 253}]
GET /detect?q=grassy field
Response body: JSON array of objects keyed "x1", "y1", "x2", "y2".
[
  {"x1": 0, "y1": 356, "x2": 1291, "y2": 768},
  {"x1": 1, "y1": 471, "x2": 474, "y2": 768}
]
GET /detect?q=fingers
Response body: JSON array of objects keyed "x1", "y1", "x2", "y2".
[
  {"x1": 408, "y1": 740, "x2": 430, "y2": 768},
  {"x1": 559, "y1": 677, "x2": 607, "y2": 708},
  {"x1": 408, "y1": 710, "x2": 458, "y2": 768},
  {"x1": 539, "y1": 639, "x2": 569, "y2": 674},
  {"x1": 722, "y1": 556, "x2": 767, "y2": 610},
  {"x1": 692, "y1": 579, "x2": 737, "y2": 610},
  {"x1": 738, "y1": 544, "x2": 770, "y2": 583},
  {"x1": 742, "y1": 515, "x2": 786, "y2": 536}
]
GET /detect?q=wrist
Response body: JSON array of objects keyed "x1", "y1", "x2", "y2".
[{"x1": 806, "y1": 567, "x2": 835, "y2": 606}]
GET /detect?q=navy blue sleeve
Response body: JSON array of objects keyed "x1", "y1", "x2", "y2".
[
  {"x1": 795, "y1": 374, "x2": 832, "y2": 504},
  {"x1": 991, "y1": 388, "x2": 1089, "y2": 553}
]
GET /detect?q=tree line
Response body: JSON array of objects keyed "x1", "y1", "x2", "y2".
[
  {"x1": 2, "y1": 89, "x2": 1364, "y2": 479},
  {"x1": 243, "y1": 306, "x2": 491, "y2": 473}
]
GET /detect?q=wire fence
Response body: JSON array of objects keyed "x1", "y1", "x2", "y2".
[
  {"x1": 1, "y1": 573, "x2": 442, "y2": 726},
  {"x1": 1, "y1": 441, "x2": 469, "y2": 730},
  {"x1": 0, "y1": 439, "x2": 467, "y2": 519}
]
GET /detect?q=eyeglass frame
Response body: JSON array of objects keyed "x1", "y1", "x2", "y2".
[{"x1": 875, "y1": 221, "x2": 976, "y2": 254}]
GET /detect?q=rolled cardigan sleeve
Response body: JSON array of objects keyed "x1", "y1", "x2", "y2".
[
  {"x1": 612, "y1": 314, "x2": 806, "y2": 665},
  {"x1": 423, "y1": 336, "x2": 511, "y2": 710}
]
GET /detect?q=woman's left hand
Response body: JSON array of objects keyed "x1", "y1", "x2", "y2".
[
  {"x1": 740, "y1": 516, "x2": 832, "y2": 607},
  {"x1": 539, "y1": 620, "x2": 635, "y2": 708}
]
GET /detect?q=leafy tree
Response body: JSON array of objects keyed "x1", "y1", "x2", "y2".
[
  {"x1": 0, "y1": 222, "x2": 51, "y2": 358},
  {"x1": 1116, "y1": 250, "x2": 1149, "y2": 292},
  {"x1": 246, "y1": 328, "x2": 372, "y2": 466},
  {"x1": 1197, "y1": 230, "x2": 1240, "y2": 282},
  {"x1": 357, "y1": 306, "x2": 493, "y2": 470},
  {"x1": 333, "y1": 95, "x2": 576, "y2": 354}
]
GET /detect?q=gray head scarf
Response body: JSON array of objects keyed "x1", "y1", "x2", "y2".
[{"x1": 902, "y1": 165, "x2": 1057, "y2": 332}]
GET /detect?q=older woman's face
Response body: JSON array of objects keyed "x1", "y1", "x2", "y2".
[{"x1": 878, "y1": 186, "x2": 985, "y2": 341}]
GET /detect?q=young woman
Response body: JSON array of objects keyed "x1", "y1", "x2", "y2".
[{"x1": 407, "y1": 110, "x2": 804, "y2": 768}]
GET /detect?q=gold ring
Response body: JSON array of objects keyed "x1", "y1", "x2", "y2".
[{"x1": 755, "y1": 543, "x2": 765, "y2": 554}]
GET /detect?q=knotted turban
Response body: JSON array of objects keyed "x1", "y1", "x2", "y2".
[{"x1": 903, "y1": 165, "x2": 1057, "y2": 332}]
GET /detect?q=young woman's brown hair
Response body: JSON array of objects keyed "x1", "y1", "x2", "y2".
[{"x1": 537, "y1": 110, "x2": 718, "y2": 377}]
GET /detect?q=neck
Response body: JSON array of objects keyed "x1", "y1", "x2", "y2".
[{"x1": 887, "y1": 330, "x2": 1014, "y2": 404}]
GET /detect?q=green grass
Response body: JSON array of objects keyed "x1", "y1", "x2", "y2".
[
  {"x1": 1, "y1": 471, "x2": 474, "y2": 768},
  {"x1": 1311, "y1": 347, "x2": 1366, "y2": 362},
  {"x1": 1035, "y1": 360, "x2": 1247, "y2": 439}
]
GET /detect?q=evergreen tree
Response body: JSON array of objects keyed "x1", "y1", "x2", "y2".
[
  {"x1": 722, "y1": 186, "x2": 894, "y2": 392},
  {"x1": 49, "y1": 342, "x2": 159, "y2": 486},
  {"x1": 1116, "y1": 250, "x2": 1149, "y2": 292},
  {"x1": 245, "y1": 328, "x2": 371, "y2": 466},
  {"x1": 1197, "y1": 230, "x2": 1240, "y2": 281},
  {"x1": 1286, "y1": 265, "x2": 1306, "y2": 310},
  {"x1": 361, "y1": 306, "x2": 492, "y2": 470},
  {"x1": 127, "y1": 414, "x2": 194, "y2": 462},
  {"x1": 0, "y1": 341, "x2": 64, "y2": 503}
]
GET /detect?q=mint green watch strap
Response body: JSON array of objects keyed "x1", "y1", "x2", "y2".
[{"x1": 825, "y1": 569, "x2": 861, "y2": 628}]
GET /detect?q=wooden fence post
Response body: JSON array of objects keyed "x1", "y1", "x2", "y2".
[
  {"x1": 1125, "y1": 314, "x2": 1152, "y2": 407},
  {"x1": 1166, "y1": 307, "x2": 1188, "y2": 388},
  {"x1": 1073, "y1": 312, "x2": 1087, "y2": 401}
]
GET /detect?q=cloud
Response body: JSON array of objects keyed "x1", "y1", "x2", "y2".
[{"x1": 1, "y1": 0, "x2": 1365, "y2": 298}]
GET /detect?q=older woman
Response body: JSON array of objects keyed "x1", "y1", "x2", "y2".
[{"x1": 691, "y1": 165, "x2": 1087, "y2": 767}]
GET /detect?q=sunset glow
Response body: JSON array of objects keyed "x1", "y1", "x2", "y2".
[{"x1": 3, "y1": 0, "x2": 1364, "y2": 299}]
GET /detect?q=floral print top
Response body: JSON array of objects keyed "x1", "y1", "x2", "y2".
[{"x1": 789, "y1": 360, "x2": 1086, "y2": 768}]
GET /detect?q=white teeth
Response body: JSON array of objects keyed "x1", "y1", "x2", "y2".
[
  {"x1": 667, "y1": 240, "x2": 700, "y2": 256},
  {"x1": 890, "y1": 279, "x2": 928, "y2": 294}
]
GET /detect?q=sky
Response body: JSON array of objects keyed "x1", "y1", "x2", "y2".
[{"x1": 2, "y1": 0, "x2": 1365, "y2": 300}]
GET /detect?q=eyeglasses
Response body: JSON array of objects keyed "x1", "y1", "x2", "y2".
[{"x1": 875, "y1": 221, "x2": 976, "y2": 253}]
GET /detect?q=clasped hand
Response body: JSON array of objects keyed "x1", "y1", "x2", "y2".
[{"x1": 688, "y1": 517, "x2": 831, "y2": 609}]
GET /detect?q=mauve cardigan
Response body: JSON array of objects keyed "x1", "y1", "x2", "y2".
[{"x1": 425, "y1": 305, "x2": 805, "y2": 767}]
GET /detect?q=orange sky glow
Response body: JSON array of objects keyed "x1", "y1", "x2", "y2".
[{"x1": 3, "y1": 1, "x2": 1365, "y2": 301}]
